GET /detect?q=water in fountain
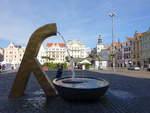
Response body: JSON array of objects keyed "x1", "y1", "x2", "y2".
[
  {"x1": 57, "y1": 32, "x2": 76, "y2": 79},
  {"x1": 55, "y1": 77, "x2": 109, "y2": 88}
]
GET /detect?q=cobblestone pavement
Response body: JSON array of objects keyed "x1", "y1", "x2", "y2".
[{"x1": 0, "y1": 70, "x2": 150, "y2": 113}]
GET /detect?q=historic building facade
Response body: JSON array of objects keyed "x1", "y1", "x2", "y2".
[
  {"x1": 46, "y1": 43, "x2": 66, "y2": 63},
  {"x1": 113, "y1": 42, "x2": 123, "y2": 67},
  {"x1": 141, "y1": 28, "x2": 150, "y2": 68},
  {"x1": 3, "y1": 42, "x2": 25, "y2": 68},
  {"x1": 114, "y1": 38, "x2": 133, "y2": 68},
  {"x1": 132, "y1": 32, "x2": 143, "y2": 67},
  {"x1": 115, "y1": 42, "x2": 123, "y2": 67},
  {"x1": 66, "y1": 40, "x2": 88, "y2": 58},
  {"x1": 90, "y1": 36, "x2": 109, "y2": 69},
  {"x1": 123, "y1": 37, "x2": 134, "y2": 67}
]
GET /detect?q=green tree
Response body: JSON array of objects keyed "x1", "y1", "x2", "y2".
[
  {"x1": 84, "y1": 63, "x2": 91, "y2": 69},
  {"x1": 41, "y1": 56, "x2": 54, "y2": 62},
  {"x1": 43, "y1": 62, "x2": 67, "y2": 70}
]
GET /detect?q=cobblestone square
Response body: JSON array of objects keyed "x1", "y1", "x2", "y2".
[{"x1": 0, "y1": 70, "x2": 150, "y2": 113}]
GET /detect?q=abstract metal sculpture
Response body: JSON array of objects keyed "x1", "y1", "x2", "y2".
[{"x1": 9, "y1": 23, "x2": 57, "y2": 98}]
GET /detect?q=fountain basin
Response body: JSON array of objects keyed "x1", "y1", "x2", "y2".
[{"x1": 53, "y1": 76, "x2": 109, "y2": 101}]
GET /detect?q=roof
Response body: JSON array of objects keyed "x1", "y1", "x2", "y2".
[
  {"x1": 7, "y1": 42, "x2": 22, "y2": 48},
  {"x1": 73, "y1": 58, "x2": 92, "y2": 64},
  {"x1": 79, "y1": 59, "x2": 91, "y2": 64},
  {"x1": 135, "y1": 33, "x2": 144, "y2": 37},
  {"x1": 113, "y1": 42, "x2": 122, "y2": 47},
  {"x1": 127, "y1": 37, "x2": 134, "y2": 41},
  {"x1": 46, "y1": 43, "x2": 65, "y2": 47},
  {"x1": 14, "y1": 45, "x2": 21, "y2": 48}
]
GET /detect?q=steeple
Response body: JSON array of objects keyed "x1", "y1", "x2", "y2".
[
  {"x1": 8, "y1": 42, "x2": 15, "y2": 47},
  {"x1": 97, "y1": 35, "x2": 103, "y2": 44}
]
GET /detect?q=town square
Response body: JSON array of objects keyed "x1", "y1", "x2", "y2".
[{"x1": 0, "y1": 0, "x2": 150, "y2": 113}]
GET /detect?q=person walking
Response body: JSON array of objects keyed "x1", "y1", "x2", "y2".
[
  {"x1": 56, "y1": 65, "x2": 63, "y2": 78},
  {"x1": 0, "y1": 64, "x2": 2, "y2": 73},
  {"x1": 2, "y1": 64, "x2": 5, "y2": 71}
]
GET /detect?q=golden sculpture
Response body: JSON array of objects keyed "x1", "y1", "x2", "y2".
[{"x1": 9, "y1": 23, "x2": 57, "y2": 98}]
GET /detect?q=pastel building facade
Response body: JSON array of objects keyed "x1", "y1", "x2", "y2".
[
  {"x1": 3, "y1": 42, "x2": 25, "y2": 68},
  {"x1": 115, "y1": 42, "x2": 123, "y2": 67},
  {"x1": 141, "y1": 28, "x2": 150, "y2": 68},
  {"x1": 46, "y1": 43, "x2": 66, "y2": 63},
  {"x1": 114, "y1": 38, "x2": 134, "y2": 67},
  {"x1": 123, "y1": 37, "x2": 134, "y2": 67},
  {"x1": 66, "y1": 40, "x2": 88, "y2": 58},
  {"x1": 132, "y1": 32, "x2": 143, "y2": 67}
]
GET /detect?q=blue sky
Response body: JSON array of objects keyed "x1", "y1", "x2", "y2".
[{"x1": 0, "y1": 0, "x2": 150, "y2": 48}]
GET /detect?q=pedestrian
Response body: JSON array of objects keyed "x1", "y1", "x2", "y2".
[
  {"x1": 2, "y1": 64, "x2": 5, "y2": 70},
  {"x1": 56, "y1": 65, "x2": 63, "y2": 78},
  {"x1": 0, "y1": 64, "x2": 1, "y2": 73}
]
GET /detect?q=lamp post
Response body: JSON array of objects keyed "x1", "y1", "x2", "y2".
[{"x1": 109, "y1": 12, "x2": 116, "y2": 72}]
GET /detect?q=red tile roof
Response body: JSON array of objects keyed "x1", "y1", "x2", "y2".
[
  {"x1": 113, "y1": 42, "x2": 122, "y2": 47},
  {"x1": 136, "y1": 33, "x2": 144, "y2": 37},
  {"x1": 46, "y1": 43, "x2": 65, "y2": 47},
  {"x1": 127, "y1": 37, "x2": 134, "y2": 40}
]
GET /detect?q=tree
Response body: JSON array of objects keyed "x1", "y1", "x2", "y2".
[
  {"x1": 41, "y1": 56, "x2": 54, "y2": 69},
  {"x1": 41, "y1": 56, "x2": 54, "y2": 62}
]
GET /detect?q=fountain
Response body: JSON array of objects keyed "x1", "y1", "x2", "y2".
[
  {"x1": 52, "y1": 32, "x2": 109, "y2": 101},
  {"x1": 8, "y1": 23, "x2": 109, "y2": 101}
]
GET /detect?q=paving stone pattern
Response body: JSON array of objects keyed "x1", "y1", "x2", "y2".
[{"x1": 0, "y1": 70, "x2": 150, "y2": 113}]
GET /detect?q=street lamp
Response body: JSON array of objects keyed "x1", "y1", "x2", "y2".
[{"x1": 109, "y1": 12, "x2": 116, "y2": 72}]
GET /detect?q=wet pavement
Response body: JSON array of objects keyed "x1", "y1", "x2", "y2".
[{"x1": 0, "y1": 70, "x2": 150, "y2": 113}]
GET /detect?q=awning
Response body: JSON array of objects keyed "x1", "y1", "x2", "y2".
[{"x1": 79, "y1": 59, "x2": 91, "y2": 64}]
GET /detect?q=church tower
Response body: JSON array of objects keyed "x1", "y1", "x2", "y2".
[{"x1": 96, "y1": 35, "x2": 104, "y2": 53}]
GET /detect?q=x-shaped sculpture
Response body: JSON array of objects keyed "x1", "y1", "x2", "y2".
[{"x1": 9, "y1": 23, "x2": 57, "y2": 98}]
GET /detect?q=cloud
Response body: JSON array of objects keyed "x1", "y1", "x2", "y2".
[{"x1": 0, "y1": 0, "x2": 150, "y2": 48}]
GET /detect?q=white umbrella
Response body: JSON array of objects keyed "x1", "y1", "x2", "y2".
[{"x1": 79, "y1": 59, "x2": 91, "y2": 64}]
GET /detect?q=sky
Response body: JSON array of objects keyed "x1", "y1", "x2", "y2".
[{"x1": 0, "y1": 0, "x2": 150, "y2": 48}]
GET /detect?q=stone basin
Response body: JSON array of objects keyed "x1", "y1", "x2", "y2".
[{"x1": 53, "y1": 76, "x2": 109, "y2": 101}]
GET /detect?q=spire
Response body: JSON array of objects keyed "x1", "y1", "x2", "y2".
[
  {"x1": 9, "y1": 42, "x2": 14, "y2": 46},
  {"x1": 97, "y1": 35, "x2": 103, "y2": 44},
  {"x1": 10, "y1": 42, "x2": 14, "y2": 45}
]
